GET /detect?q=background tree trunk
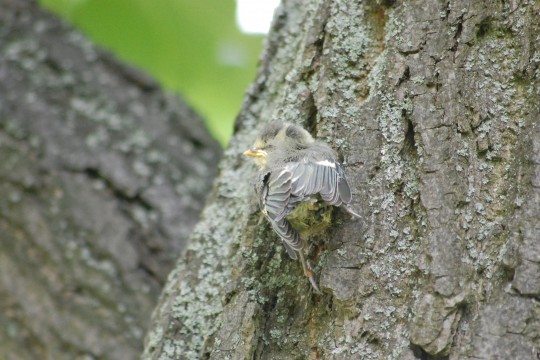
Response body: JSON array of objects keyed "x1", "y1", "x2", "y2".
[
  {"x1": 0, "y1": 0, "x2": 221, "y2": 358},
  {"x1": 144, "y1": 0, "x2": 540, "y2": 359}
]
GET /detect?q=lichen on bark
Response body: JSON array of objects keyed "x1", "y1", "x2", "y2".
[{"x1": 144, "y1": 0, "x2": 540, "y2": 359}]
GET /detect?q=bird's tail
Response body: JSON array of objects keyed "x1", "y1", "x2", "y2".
[{"x1": 342, "y1": 205, "x2": 361, "y2": 219}]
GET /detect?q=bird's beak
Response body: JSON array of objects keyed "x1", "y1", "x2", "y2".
[{"x1": 243, "y1": 147, "x2": 267, "y2": 158}]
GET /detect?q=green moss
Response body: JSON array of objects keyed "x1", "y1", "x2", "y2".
[{"x1": 286, "y1": 201, "x2": 334, "y2": 239}]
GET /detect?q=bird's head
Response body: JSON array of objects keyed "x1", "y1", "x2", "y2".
[{"x1": 243, "y1": 122, "x2": 314, "y2": 169}]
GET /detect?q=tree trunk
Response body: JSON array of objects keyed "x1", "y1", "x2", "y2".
[
  {"x1": 143, "y1": 0, "x2": 540, "y2": 359},
  {"x1": 0, "y1": 1, "x2": 221, "y2": 359}
]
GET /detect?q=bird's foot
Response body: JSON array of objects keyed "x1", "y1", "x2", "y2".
[
  {"x1": 299, "y1": 251, "x2": 322, "y2": 294},
  {"x1": 304, "y1": 268, "x2": 322, "y2": 294}
]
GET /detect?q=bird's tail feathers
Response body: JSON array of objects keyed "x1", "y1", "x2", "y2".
[{"x1": 342, "y1": 205, "x2": 361, "y2": 219}]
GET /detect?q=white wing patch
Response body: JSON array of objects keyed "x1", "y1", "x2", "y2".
[{"x1": 315, "y1": 159, "x2": 336, "y2": 168}]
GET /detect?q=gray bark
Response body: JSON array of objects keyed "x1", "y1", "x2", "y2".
[
  {"x1": 143, "y1": 0, "x2": 540, "y2": 359},
  {"x1": 0, "y1": 0, "x2": 221, "y2": 359}
]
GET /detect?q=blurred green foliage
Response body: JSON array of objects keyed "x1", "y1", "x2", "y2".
[{"x1": 39, "y1": 0, "x2": 264, "y2": 145}]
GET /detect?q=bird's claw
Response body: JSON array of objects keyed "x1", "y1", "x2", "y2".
[
  {"x1": 299, "y1": 251, "x2": 322, "y2": 293},
  {"x1": 305, "y1": 269, "x2": 322, "y2": 294}
]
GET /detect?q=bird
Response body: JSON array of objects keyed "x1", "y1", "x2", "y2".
[{"x1": 243, "y1": 121, "x2": 360, "y2": 292}]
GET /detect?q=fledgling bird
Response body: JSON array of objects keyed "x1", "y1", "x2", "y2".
[{"x1": 243, "y1": 121, "x2": 360, "y2": 292}]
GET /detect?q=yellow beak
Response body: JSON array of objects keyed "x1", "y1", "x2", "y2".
[{"x1": 243, "y1": 147, "x2": 267, "y2": 158}]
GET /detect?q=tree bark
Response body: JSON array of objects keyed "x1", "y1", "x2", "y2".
[
  {"x1": 0, "y1": 1, "x2": 221, "y2": 359},
  {"x1": 143, "y1": 0, "x2": 540, "y2": 359}
]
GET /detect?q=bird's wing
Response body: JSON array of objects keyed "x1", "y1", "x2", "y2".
[
  {"x1": 260, "y1": 164, "x2": 303, "y2": 257},
  {"x1": 269, "y1": 218, "x2": 300, "y2": 259},
  {"x1": 262, "y1": 164, "x2": 294, "y2": 221},
  {"x1": 260, "y1": 159, "x2": 353, "y2": 257},
  {"x1": 263, "y1": 160, "x2": 352, "y2": 222},
  {"x1": 289, "y1": 159, "x2": 352, "y2": 206}
]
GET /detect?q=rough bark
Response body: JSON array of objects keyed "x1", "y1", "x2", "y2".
[
  {"x1": 143, "y1": 0, "x2": 540, "y2": 359},
  {"x1": 0, "y1": 0, "x2": 221, "y2": 359}
]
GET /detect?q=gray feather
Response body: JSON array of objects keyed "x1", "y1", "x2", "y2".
[
  {"x1": 256, "y1": 158, "x2": 353, "y2": 258},
  {"x1": 250, "y1": 123, "x2": 355, "y2": 259},
  {"x1": 270, "y1": 219, "x2": 302, "y2": 255}
]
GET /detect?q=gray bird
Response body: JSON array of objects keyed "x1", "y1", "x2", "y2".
[{"x1": 243, "y1": 121, "x2": 360, "y2": 292}]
